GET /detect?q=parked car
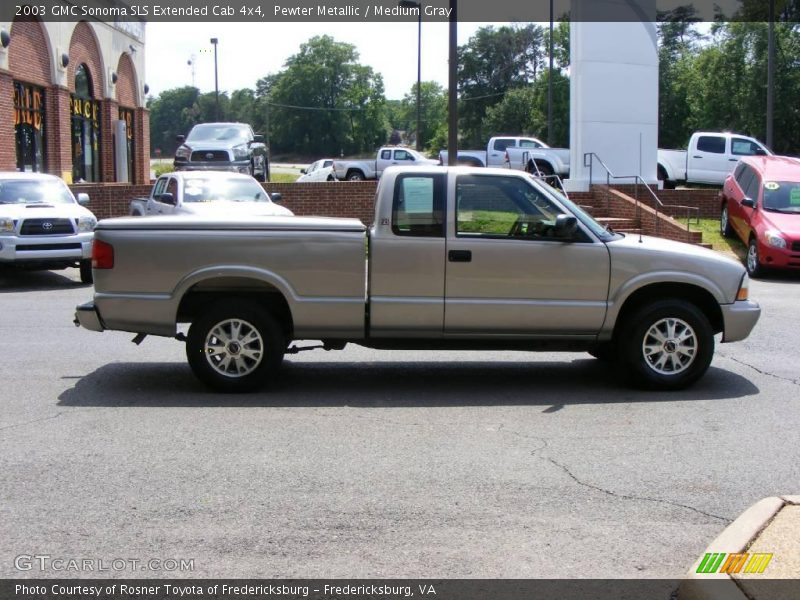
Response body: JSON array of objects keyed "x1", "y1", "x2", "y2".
[
  {"x1": 130, "y1": 171, "x2": 292, "y2": 217},
  {"x1": 439, "y1": 136, "x2": 570, "y2": 179},
  {"x1": 332, "y1": 147, "x2": 438, "y2": 181},
  {"x1": 0, "y1": 172, "x2": 96, "y2": 283},
  {"x1": 75, "y1": 166, "x2": 760, "y2": 393},
  {"x1": 658, "y1": 132, "x2": 771, "y2": 188},
  {"x1": 173, "y1": 123, "x2": 269, "y2": 182},
  {"x1": 297, "y1": 159, "x2": 335, "y2": 183},
  {"x1": 720, "y1": 155, "x2": 800, "y2": 277}
]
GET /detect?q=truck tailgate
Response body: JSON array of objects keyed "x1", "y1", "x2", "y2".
[{"x1": 93, "y1": 215, "x2": 368, "y2": 339}]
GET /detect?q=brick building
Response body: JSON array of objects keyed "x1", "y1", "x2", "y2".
[{"x1": 0, "y1": 9, "x2": 149, "y2": 184}]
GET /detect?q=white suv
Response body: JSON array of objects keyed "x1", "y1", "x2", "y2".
[{"x1": 0, "y1": 172, "x2": 97, "y2": 283}]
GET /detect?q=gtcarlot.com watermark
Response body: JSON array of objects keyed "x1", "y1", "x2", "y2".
[{"x1": 14, "y1": 554, "x2": 194, "y2": 573}]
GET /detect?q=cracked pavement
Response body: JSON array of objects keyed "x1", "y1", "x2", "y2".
[{"x1": 1, "y1": 268, "x2": 799, "y2": 579}]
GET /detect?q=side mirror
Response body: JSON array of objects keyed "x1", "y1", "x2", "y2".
[
  {"x1": 555, "y1": 214, "x2": 578, "y2": 238},
  {"x1": 175, "y1": 134, "x2": 185, "y2": 144},
  {"x1": 76, "y1": 193, "x2": 90, "y2": 206},
  {"x1": 741, "y1": 197, "x2": 756, "y2": 209},
  {"x1": 270, "y1": 193, "x2": 282, "y2": 203},
  {"x1": 253, "y1": 134, "x2": 265, "y2": 143},
  {"x1": 754, "y1": 147, "x2": 767, "y2": 156},
  {"x1": 300, "y1": 169, "x2": 307, "y2": 174},
  {"x1": 159, "y1": 192, "x2": 176, "y2": 205}
]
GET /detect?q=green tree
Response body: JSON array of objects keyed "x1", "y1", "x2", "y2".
[
  {"x1": 267, "y1": 35, "x2": 388, "y2": 155},
  {"x1": 147, "y1": 86, "x2": 200, "y2": 156},
  {"x1": 398, "y1": 81, "x2": 447, "y2": 150}
]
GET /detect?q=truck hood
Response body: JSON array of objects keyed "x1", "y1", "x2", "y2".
[
  {"x1": 606, "y1": 233, "x2": 746, "y2": 303},
  {"x1": 1, "y1": 202, "x2": 94, "y2": 220},
  {"x1": 180, "y1": 201, "x2": 293, "y2": 217},
  {"x1": 759, "y1": 210, "x2": 800, "y2": 238}
]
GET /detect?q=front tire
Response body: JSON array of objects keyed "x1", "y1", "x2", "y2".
[
  {"x1": 618, "y1": 300, "x2": 714, "y2": 390},
  {"x1": 186, "y1": 300, "x2": 285, "y2": 393},
  {"x1": 79, "y1": 259, "x2": 93, "y2": 284},
  {"x1": 746, "y1": 238, "x2": 764, "y2": 278}
]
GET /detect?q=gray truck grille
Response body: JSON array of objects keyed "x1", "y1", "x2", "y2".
[
  {"x1": 20, "y1": 218, "x2": 75, "y2": 235},
  {"x1": 190, "y1": 150, "x2": 230, "y2": 162}
]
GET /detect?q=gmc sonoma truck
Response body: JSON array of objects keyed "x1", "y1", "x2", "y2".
[{"x1": 74, "y1": 166, "x2": 760, "y2": 393}]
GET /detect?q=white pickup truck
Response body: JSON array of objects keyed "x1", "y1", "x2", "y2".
[
  {"x1": 75, "y1": 166, "x2": 760, "y2": 393},
  {"x1": 332, "y1": 147, "x2": 438, "y2": 181},
  {"x1": 657, "y1": 132, "x2": 771, "y2": 188},
  {"x1": 439, "y1": 136, "x2": 571, "y2": 179},
  {"x1": 129, "y1": 171, "x2": 292, "y2": 217}
]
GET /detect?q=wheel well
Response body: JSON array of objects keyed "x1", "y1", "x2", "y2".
[
  {"x1": 614, "y1": 283, "x2": 723, "y2": 336},
  {"x1": 657, "y1": 164, "x2": 668, "y2": 179},
  {"x1": 177, "y1": 278, "x2": 294, "y2": 338},
  {"x1": 347, "y1": 169, "x2": 364, "y2": 178}
]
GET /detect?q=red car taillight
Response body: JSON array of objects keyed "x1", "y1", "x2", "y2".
[{"x1": 92, "y1": 240, "x2": 114, "y2": 269}]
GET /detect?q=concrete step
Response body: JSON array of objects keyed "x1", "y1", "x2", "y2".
[{"x1": 595, "y1": 217, "x2": 639, "y2": 230}]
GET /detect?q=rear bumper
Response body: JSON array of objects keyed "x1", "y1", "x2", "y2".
[
  {"x1": 74, "y1": 301, "x2": 104, "y2": 332},
  {"x1": 721, "y1": 300, "x2": 761, "y2": 343}
]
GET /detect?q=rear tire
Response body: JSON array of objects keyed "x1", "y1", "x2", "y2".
[
  {"x1": 346, "y1": 170, "x2": 364, "y2": 181},
  {"x1": 618, "y1": 299, "x2": 714, "y2": 390},
  {"x1": 186, "y1": 300, "x2": 285, "y2": 393},
  {"x1": 79, "y1": 259, "x2": 93, "y2": 284},
  {"x1": 720, "y1": 204, "x2": 733, "y2": 238}
]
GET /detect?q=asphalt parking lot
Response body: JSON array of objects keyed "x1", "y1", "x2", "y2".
[{"x1": 1, "y1": 266, "x2": 798, "y2": 579}]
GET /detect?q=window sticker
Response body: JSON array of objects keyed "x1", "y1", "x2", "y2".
[
  {"x1": 764, "y1": 181, "x2": 780, "y2": 191},
  {"x1": 790, "y1": 187, "x2": 800, "y2": 206},
  {"x1": 402, "y1": 177, "x2": 434, "y2": 213}
]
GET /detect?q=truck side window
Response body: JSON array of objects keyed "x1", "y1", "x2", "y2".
[
  {"x1": 381, "y1": 150, "x2": 392, "y2": 160},
  {"x1": 518, "y1": 139, "x2": 542, "y2": 149},
  {"x1": 153, "y1": 177, "x2": 168, "y2": 196},
  {"x1": 731, "y1": 138, "x2": 761, "y2": 156},
  {"x1": 455, "y1": 174, "x2": 569, "y2": 240},
  {"x1": 492, "y1": 138, "x2": 516, "y2": 152},
  {"x1": 394, "y1": 150, "x2": 412, "y2": 161},
  {"x1": 696, "y1": 136, "x2": 726, "y2": 154},
  {"x1": 391, "y1": 173, "x2": 445, "y2": 237},
  {"x1": 166, "y1": 178, "x2": 179, "y2": 198}
]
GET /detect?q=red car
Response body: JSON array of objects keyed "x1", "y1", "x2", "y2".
[{"x1": 720, "y1": 155, "x2": 800, "y2": 277}]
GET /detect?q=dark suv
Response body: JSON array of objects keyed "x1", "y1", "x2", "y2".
[{"x1": 174, "y1": 123, "x2": 269, "y2": 181}]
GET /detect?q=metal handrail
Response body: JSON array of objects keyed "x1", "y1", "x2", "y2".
[
  {"x1": 524, "y1": 152, "x2": 569, "y2": 199},
  {"x1": 583, "y1": 152, "x2": 676, "y2": 238}
]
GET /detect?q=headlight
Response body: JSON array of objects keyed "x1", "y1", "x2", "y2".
[
  {"x1": 764, "y1": 230, "x2": 786, "y2": 248},
  {"x1": 175, "y1": 146, "x2": 191, "y2": 160},
  {"x1": 77, "y1": 216, "x2": 97, "y2": 232},
  {"x1": 736, "y1": 273, "x2": 750, "y2": 301},
  {"x1": 232, "y1": 144, "x2": 250, "y2": 160},
  {"x1": 0, "y1": 217, "x2": 15, "y2": 234}
]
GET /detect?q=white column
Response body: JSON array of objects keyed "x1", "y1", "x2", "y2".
[{"x1": 564, "y1": 0, "x2": 659, "y2": 192}]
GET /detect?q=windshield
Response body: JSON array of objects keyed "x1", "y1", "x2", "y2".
[
  {"x1": 186, "y1": 124, "x2": 250, "y2": 143},
  {"x1": 0, "y1": 180, "x2": 75, "y2": 205},
  {"x1": 182, "y1": 177, "x2": 270, "y2": 203},
  {"x1": 763, "y1": 181, "x2": 800, "y2": 213},
  {"x1": 527, "y1": 175, "x2": 615, "y2": 239}
]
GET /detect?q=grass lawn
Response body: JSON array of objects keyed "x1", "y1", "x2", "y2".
[
  {"x1": 680, "y1": 217, "x2": 747, "y2": 261},
  {"x1": 269, "y1": 172, "x2": 299, "y2": 184}
]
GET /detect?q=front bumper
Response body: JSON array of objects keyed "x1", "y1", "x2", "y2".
[
  {"x1": 74, "y1": 301, "x2": 104, "y2": 332},
  {"x1": 721, "y1": 300, "x2": 761, "y2": 343},
  {"x1": 758, "y1": 240, "x2": 800, "y2": 270},
  {"x1": 173, "y1": 160, "x2": 251, "y2": 174},
  {"x1": 0, "y1": 233, "x2": 93, "y2": 264}
]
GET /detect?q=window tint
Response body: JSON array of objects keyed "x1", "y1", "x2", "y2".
[
  {"x1": 394, "y1": 150, "x2": 412, "y2": 161},
  {"x1": 743, "y1": 170, "x2": 761, "y2": 202},
  {"x1": 153, "y1": 177, "x2": 168, "y2": 196},
  {"x1": 381, "y1": 150, "x2": 391, "y2": 160},
  {"x1": 456, "y1": 174, "x2": 567, "y2": 240},
  {"x1": 735, "y1": 165, "x2": 755, "y2": 194},
  {"x1": 391, "y1": 174, "x2": 445, "y2": 237},
  {"x1": 322, "y1": 160, "x2": 333, "y2": 168},
  {"x1": 492, "y1": 138, "x2": 516, "y2": 152},
  {"x1": 696, "y1": 136, "x2": 726, "y2": 154},
  {"x1": 166, "y1": 178, "x2": 179, "y2": 197},
  {"x1": 732, "y1": 138, "x2": 762, "y2": 156}
]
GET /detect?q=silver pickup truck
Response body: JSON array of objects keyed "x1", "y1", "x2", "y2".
[{"x1": 75, "y1": 166, "x2": 760, "y2": 393}]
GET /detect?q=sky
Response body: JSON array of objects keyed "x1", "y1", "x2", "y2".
[{"x1": 144, "y1": 21, "x2": 507, "y2": 101}]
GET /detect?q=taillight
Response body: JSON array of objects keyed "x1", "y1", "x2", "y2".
[{"x1": 92, "y1": 240, "x2": 114, "y2": 269}]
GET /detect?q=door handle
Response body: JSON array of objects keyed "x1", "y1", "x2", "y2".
[
  {"x1": 692, "y1": 155, "x2": 702, "y2": 158},
  {"x1": 448, "y1": 250, "x2": 472, "y2": 262},
  {"x1": 729, "y1": 158, "x2": 738, "y2": 161}
]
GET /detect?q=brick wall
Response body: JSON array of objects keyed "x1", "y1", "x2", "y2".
[
  {"x1": 264, "y1": 181, "x2": 378, "y2": 224},
  {"x1": 8, "y1": 19, "x2": 51, "y2": 87},
  {"x1": 100, "y1": 99, "x2": 117, "y2": 182},
  {"x1": 67, "y1": 22, "x2": 104, "y2": 97},
  {"x1": 609, "y1": 185, "x2": 721, "y2": 219},
  {"x1": 70, "y1": 183, "x2": 152, "y2": 219},
  {"x1": 45, "y1": 87, "x2": 72, "y2": 178},
  {"x1": 0, "y1": 71, "x2": 15, "y2": 171},
  {"x1": 116, "y1": 54, "x2": 137, "y2": 109}
]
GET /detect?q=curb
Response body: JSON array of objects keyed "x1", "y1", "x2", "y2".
[{"x1": 678, "y1": 496, "x2": 799, "y2": 600}]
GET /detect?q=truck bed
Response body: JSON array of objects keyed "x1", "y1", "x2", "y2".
[{"x1": 92, "y1": 215, "x2": 368, "y2": 339}]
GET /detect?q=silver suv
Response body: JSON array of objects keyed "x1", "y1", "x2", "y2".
[{"x1": 173, "y1": 123, "x2": 269, "y2": 182}]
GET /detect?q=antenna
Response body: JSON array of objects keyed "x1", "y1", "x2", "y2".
[{"x1": 187, "y1": 54, "x2": 196, "y2": 87}]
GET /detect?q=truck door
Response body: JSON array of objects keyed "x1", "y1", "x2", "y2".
[
  {"x1": 368, "y1": 172, "x2": 447, "y2": 337},
  {"x1": 151, "y1": 176, "x2": 179, "y2": 214},
  {"x1": 444, "y1": 173, "x2": 610, "y2": 336},
  {"x1": 688, "y1": 135, "x2": 729, "y2": 184},
  {"x1": 488, "y1": 138, "x2": 516, "y2": 167}
]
